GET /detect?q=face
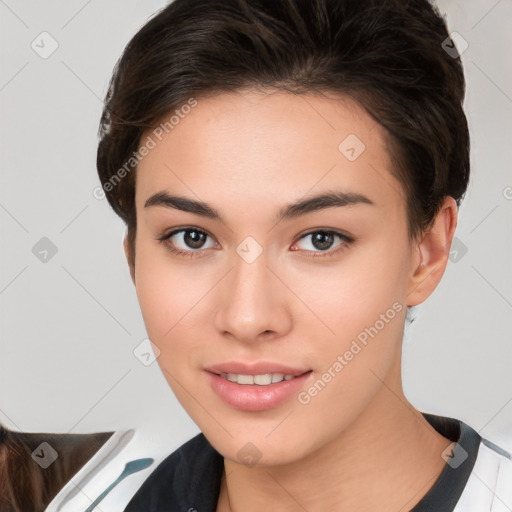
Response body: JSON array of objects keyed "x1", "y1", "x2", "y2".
[{"x1": 130, "y1": 89, "x2": 419, "y2": 466}]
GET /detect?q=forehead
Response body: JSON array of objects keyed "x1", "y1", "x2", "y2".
[{"x1": 135, "y1": 89, "x2": 404, "y2": 220}]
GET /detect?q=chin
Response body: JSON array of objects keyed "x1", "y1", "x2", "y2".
[{"x1": 206, "y1": 428, "x2": 315, "y2": 468}]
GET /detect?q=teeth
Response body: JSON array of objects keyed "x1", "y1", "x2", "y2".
[
  {"x1": 237, "y1": 374, "x2": 255, "y2": 385},
  {"x1": 220, "y1": 373, "x2": 296, "y2": 385},
  {"x1": 254, "y1": 374, "x2": 272, "y2": 385}
]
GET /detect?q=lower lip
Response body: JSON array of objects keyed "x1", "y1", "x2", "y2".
[{"x1": 205, "y1": 371, "x2": 313, "y2": 412}]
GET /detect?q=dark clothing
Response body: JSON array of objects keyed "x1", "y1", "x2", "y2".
[{"x1": 123, "y1": 413, "x2": 482, "y2": 512}]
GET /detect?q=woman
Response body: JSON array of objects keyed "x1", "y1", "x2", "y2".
[
  {"x1": 3, "y1": 0, "x2": 510, "y2": 511},
  {"x1": 95, "y1": 0, "x2": 512, "y2": 510}
]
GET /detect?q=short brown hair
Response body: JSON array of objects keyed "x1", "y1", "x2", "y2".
[{"x1": 96, "y1": 0, "x2": 470, "y2": 268}]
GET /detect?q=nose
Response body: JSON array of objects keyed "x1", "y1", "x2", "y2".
[{"x1": 213, "y1": 248, "x2": 293, "y2": 344}]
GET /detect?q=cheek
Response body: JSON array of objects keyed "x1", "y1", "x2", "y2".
[
  {"x1": 133, "y1": 243, "x2": 190, "y2": 348},
  {"x1": 287, "y1": 237, "x2": 409, "y2": 403},
  {"x1": 289, "y1": 237, "x2": 409, "y2": 339},
  {"x1": 133, "y1": 242, "x2": 217, "y2": 381},
  {"x1": 134, "y1": 262, "x2": 174, "y2": 340},
  {"x1": 275, "y1": 254, "x2": 408, "y2": 459}
]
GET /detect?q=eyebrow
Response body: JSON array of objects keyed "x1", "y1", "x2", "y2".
[{"x1": 144, "y1": 190, "x2": 374, "y2": 224}]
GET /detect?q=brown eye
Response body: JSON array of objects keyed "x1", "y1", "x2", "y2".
[
  {"x1": 180, "y1": 229, "x2": 208, "y2": 249},
  {"x1": 156, "y1": 227, "x2": 217, "y2": 258},
  {"x1": 292, "y1": 230, "x2": 353, "y2": 259},
  {"x1": 309, "y1": 231, "x2": 336, "y2": 250}
]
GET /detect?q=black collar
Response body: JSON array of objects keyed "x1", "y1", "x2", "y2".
[{"x1": 411, "y1": 413, "x2": 481, "y2": 511}]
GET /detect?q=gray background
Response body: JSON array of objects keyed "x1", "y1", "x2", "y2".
[{"x1": 1, "y1": 0, "x2": 511, "y2": 453}]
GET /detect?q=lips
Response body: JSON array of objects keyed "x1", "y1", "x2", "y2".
[
  {"x1": 204, "y1": 361, "x2": 310, "y2": 377},
  {"x1": 204, "y1": 361, "x2": 313, "y2": 411}
]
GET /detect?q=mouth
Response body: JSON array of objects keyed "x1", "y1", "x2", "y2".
[
  {"x1": 204, "y1": 363, "x2": 313, "y2": 411},
  {"x1": 218, "y1": 372, "x2": 299, "y2": 385}
]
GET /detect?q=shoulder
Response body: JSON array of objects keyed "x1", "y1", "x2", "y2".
[
  {"x1": 43, "y1": 426, "x2": 175, "y2": 512},
  {"x1": 123, "y1": 432, "x2": 224, "y2": 512},
  {"x1": 414, "y1": 413, "x2": 512, "y2": 512},
  {"x1": 1, "y1": 423, "x2": 222, "y2": 512},
  {"x1": 454, "y1": 436, "x2": 512, "y2": 511}
]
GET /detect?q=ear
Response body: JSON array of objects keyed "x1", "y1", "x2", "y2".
[
  {"x1": 407, "y1": 196, "x2": 458, "y2": 306},
  {"x1": 123, "y1": 234, "x2": 136, "y2": 285}
]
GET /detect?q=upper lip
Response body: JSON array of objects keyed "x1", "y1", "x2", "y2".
[{"x1": 204, "y1": 362, "x2": 311, "y2": 376}]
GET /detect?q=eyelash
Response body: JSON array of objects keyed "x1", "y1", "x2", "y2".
[{"x1": 155, "y1": 227, "x2": 354, "y2": 260}]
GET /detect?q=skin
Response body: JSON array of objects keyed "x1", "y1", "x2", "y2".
[{"x1": 124, "y1": 88, "x2": 458, "y2": 511}]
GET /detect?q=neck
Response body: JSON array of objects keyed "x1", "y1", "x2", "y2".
[{"x1": 217, "y1": 357, "x2": 452, "y2": 512}]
